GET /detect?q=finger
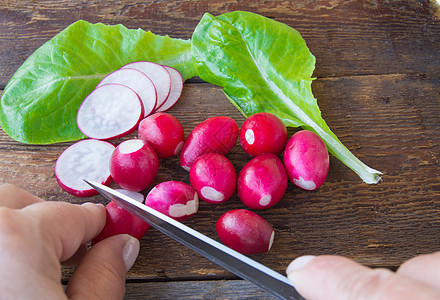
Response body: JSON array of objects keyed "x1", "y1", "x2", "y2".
[
  {"x1": 286, "y1": 255, "x2": 440, "y2": 300},
  {"x1": 397, "y1": 251, "x2": 440, "y2": 289},
  {"x1": 66, "y1": 234, "x2": 140, "y2": 300},
  {"x1": 20, "y1": 201, "x2": 106, "y2": 262},
  {"x1": 0, "y1": 183, "x2": 44, "y2": 209}
]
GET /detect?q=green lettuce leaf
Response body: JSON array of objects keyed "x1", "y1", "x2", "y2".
[
  {"x1": 0, "y1": 20, "x2": 196, "y2": 144},
  {"x1": 192, "y1": 11, "x2": 382, "y2": 184}
]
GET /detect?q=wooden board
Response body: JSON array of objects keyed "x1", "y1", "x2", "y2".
[{"x1": 1, "y1": 0, "x2": 439, "y2": 298}]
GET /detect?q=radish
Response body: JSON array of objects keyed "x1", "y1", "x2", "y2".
[
  {"x1": 180, "y1": 116, "x2": 239, "y2": 171},
  {"x1": 189, "y1": 153, "x2": 236, "y2": 204},
  {"x1": 216, "y1": 209, "x2": 275, "y2": 255},
  {"x1": 97, "y1": 68, "x2": 157, "y2": 117},
  {"x1": 114, "y1": 189, "x2": 145, "y2": 203},
  {"x1": 77, "y1": 83, "x2": 144, "y2": 140},
  {"x1": 122, "y1": 61, "x2": 171, "y2": 111},
  {"x1": 144, "y1": 181, "x2": 198, "y2": 222},
  {"x1": 283, "y1": 130, "x2": 329, "y2": 190},
  {"x1": 55, "y1": 139, "x2": 115, "y2": 197},
  {"x1": 138, "y1": 112, "x2": 185, "y2": 159},
  {"x1": 110, "y1": 139, "x2": 159, "y2": 192},
  {"x1": 155, "y1": 66, "x2": 183, "y2": 112},
  {"x1": 237, "y1": 153, "x2": 287, "y2": 210},
  {"x1": 91, "y1": 200, "x2": 150, "y2": 245},
  {"x1": 239, "y1": 112, "x2": 288, "y2": 157}
]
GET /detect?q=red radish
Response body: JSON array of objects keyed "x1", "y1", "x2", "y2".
[
  {"x1": 144, "y1": 181, "x2": 198, "y2": 222},
  {"x1": 180, "y1": 116, "x2": 239, "y2": 171},
  {"x1": 283, "y1": 130, "x2": 329, "y2": 190},
  {"x1": 110, "y1": 139, "x2": 159, "y2": 192},
  {"x1": 138, "y1": 112, "x2": 185, "y2": 159},
  {"x1": 239, "y1": 112, "x2": 288, "y2": 157},
  {"x1": 155, "y1": 66, "x2": 183, "y2": 112},
  {"x1": 97, "y1": 68, "x2": 157, "y2": 117},
  {"x1": 216, "y1": 209, "x2": 275, "y2": 255},
  {"x1": 77, "y1": 84, "x2": 144, "y2": 140},
  {"x1": 189, "y1": 153, "x2": 236, "y2": 204},
  {"x1": 115, "y1": 189, "x2": 145, "y2": 203},
  {"x1": 237, "y1": 153, "x2": 287, "y2": 210},
  {"x1": 91, "y1": 201, "x2": 150, "y2": 245},
  {"x1": 55, "y1": 139, "x2": 115, "y2": 197},
  {"x1": 122, "y1": 61, "x2": 171, "y2": 111}
]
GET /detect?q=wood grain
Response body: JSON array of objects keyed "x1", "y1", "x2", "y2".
[
  {"x1": 0, "y1": 0, "x2": 439, "y2": 85},
  {"x1": 0, "y1": 0, "x2": 439, "y2": 297}
]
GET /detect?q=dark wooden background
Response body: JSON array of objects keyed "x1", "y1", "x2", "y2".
[{"x1": 1, "y1": 0, "x2": 439, "y2": 298}]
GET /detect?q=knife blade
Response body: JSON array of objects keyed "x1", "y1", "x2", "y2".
[{"x1": 85, "y1": 180, "x2": 305, "y2": 300}]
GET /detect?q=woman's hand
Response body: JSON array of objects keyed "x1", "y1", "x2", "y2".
[
  {"x1": 287, "y1": 253, "x2": 440, "y2": 300},
  {"x1": 0, "y1": 183, "x2": 139, "y2": 300}
]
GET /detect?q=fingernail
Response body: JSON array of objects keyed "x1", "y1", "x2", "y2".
[
  {"x1": 122, "y1": 237, "x2": 140, "y2": 272},
  {"x1": 286, "y1": 255, "x2": 316, "y2": 275}
]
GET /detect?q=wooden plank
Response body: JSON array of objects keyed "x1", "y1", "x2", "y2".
[
  {"x1": 0, "y1": 0, "x2": 439, "y2": 85},
  {"x1": 123, "y1": 280, "x2": 276, "y2": 299}
]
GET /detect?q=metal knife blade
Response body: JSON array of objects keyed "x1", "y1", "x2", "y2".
[{"x1": 85, "y1": 180, "x2": 305, "y2": 300}]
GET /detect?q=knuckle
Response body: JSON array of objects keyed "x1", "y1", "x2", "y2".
[{"x1": 349, "y1": 268, "x2": 394, "y2": 300}]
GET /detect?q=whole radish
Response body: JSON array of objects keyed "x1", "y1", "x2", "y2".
[
  {"x1": 144, "y1": 181, "x2": 198, "y2": 222},
  {"x1": 180, "y1": 116, "x2": 239, "y2": 171},
  {"x1": 189, "y1": 153, "x2": 236, "y2": 204},
  {"x1": 237, "y1": 153, "x2": 287, "y2": 210},
  {"x1": 138, "y1": 112, "x2": 185, "y2": 159},
  {"x1": 55, "y1": 139, "x2": 115, "y2": 197},
  {"x1": 283, "y1": 130, "x2": 329, "y2": 190},
  {"x1": 239, "y1": 112, "x2": 288, "y2": 157},
  {"x1": 216, "y1": 209, "x2": 275, "y2": 255},
  {"x1": 92, "y1": 200, "x2": 150, "y2": 245},
  {"x1": 110, "y1": 139, "x2": 159, "y2": 192}
]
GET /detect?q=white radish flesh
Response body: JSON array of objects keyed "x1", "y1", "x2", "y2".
[
  {"x1": 110, "y1": 139, "x2": 159, "y2": 192},
  {"x1": 55, "y1": 139, "x2": 115, "y2": 197},
  {"x1": 77, "y1": 84, "x2": 144, "y2": 140},
  {"x1": 155, "y1": 66, "x2": 183, "y2": 112},
  {"x1": 114, "y1": 189, "x2": 145, "y2": 203},
  {"x1": 97, "y1": 68, "x2": 157, "y2": 116},
  {"x1": 144, "y1": 181, "x2": 198, "y2": 222},
  {"x1": 122, "y1": 61, "x2": 171, "y2": 111}
]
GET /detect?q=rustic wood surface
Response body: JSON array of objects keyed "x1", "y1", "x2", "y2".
[{"x1": 1, "y1": 0, "x2": 439, "y2": 299}]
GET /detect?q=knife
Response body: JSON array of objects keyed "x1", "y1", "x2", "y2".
[{"x1": 85, "y1": 180, "x2": 305, "y2": 300}]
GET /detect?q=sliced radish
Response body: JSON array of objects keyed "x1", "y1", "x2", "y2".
[
  {"x1": 55, "y1": 139, "x2": 115, "y2": 197},
  {"x1": 97, "y1": 68, "x2": 157, "y2": 117},
  {"x1": 155, "y1": 66, "x2": 183, "y2": 112},
  {"x1": 122, "y1": 61, "x2": 171, "y2": 111},
  {"x1": 77, "y1": 84, "x2": 144, "y2": 140}
]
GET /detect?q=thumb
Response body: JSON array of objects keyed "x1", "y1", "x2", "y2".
[
  {"x1": 286, "y1": 255, "x2": 440, "y2": 300},
  {"x1": 66, "y1": 234, "x2": 140, "y2": 300}
]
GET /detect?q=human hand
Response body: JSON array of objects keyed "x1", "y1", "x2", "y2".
[
  {"x1": 286, "y1": 253, "x2": 440, "y2": 300},
  {"x1": 0, "y1": 183, "x2": 140, "y2": 300}
]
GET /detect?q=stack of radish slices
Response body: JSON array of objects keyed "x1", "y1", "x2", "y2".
[
  {"x1": 56, "y1": 61, "x2": 183, "y2": 197},
  {"x1": 77, "y1": 61, "x2": 183, "y2": 140}
]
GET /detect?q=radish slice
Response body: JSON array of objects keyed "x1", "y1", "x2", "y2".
[
  {"x1": 97, "y1": 68, "x2": 157, "y2": 116},
  {"x1": 155, "y1": 66, "x2": 183, "y2": 112},
  {"x1": 77, "y1": 83, "x2": 144, "y2": 140},
  {"x1": 55, "y1": 139, "x2": 115, "y2": 197},
  {"x1": 122, "y1": 61, "x2": 171, "y2": 110}
]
